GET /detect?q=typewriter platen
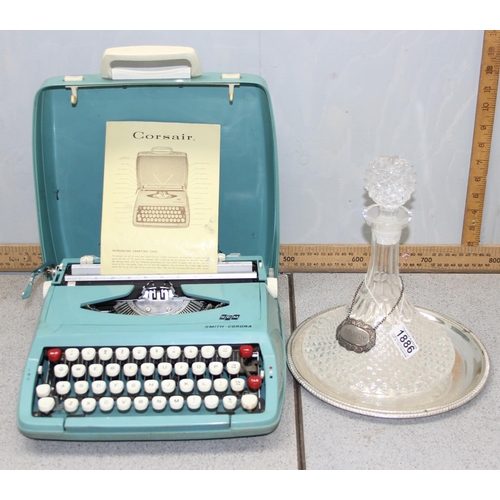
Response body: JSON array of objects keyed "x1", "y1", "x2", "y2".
[{"x1": 17, "y1": 47, "x2": 285, "y2": 440}]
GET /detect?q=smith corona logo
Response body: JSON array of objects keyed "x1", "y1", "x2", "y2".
[
  {"x1": 220, "y1": 314, "x2": 240, "y2": 321},
  {"x1": 133, "y1": 131, "x2": 194, "y2": 141}
]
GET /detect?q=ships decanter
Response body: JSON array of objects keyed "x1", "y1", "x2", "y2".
[{"x1": 287, "y1": 156, "x2": 490, "y2": 417}]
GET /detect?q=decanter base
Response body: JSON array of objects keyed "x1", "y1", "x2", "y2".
[{"x1": 287, "y1": 307, "x2": 489, "y2": 418}]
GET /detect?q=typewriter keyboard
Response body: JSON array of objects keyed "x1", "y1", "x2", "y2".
[
  {"x1": 135, "y1": 206, "x2": 187, "y2": 225},
  {"x1": 33, "y1": 344, "x2": 265, "y2": 417}
]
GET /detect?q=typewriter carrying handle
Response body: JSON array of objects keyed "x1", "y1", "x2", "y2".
[{"x1": 101, "y1": 46, "x2": 202, "y2": 79}]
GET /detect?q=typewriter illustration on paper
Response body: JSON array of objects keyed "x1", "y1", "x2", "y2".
[
  {"x1": 133, "y1": 147, "x2": 190, "y2": 228},
  {"x1": 17, "y1": 46, "x2": 285, "y2": 441}
]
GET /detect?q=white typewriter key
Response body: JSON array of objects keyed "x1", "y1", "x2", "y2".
[
  {"x1": 54, "y1": 364, "x2": 69, "y2": 378},
  {"x1": 204, "y1": 395, "x2": 220, "y2": 410},
  {"x1": 56, "y1": 381, "x2": 71, "y2": 396},
  {"x1": 197, "y1": 378, "x2": 212, "y2": 393},
  {"x1": 179, "y1": 379, "x2": 194, "y2": 393},
  {"x1": 223, "y1": 395, "x2": 238, "y2": 411},
  {"x1": 115, "y1": 347, "x2": 130, "y2": 362},
  {"x1": 132, "y1": 347, "x2": 147, "y2": 361},
  {"x1": 218, "y1": 345, "x2": 233, "y2": 359},
  {"x1": 241, "y1": 393, "x2": 259, "y2": 411},
  {"x1": 201, "y1": 345, "x2": 216, "y2": 359},
  {"x1": 106, "y1": 363, "x2": 121, "y2": 378},
  {"x1": 169, "y1": 396, "x2": 184, "y2": 411},
  {"x1": 123, "y1": 363, "x2": 138, "y2": 377},
  {"x1": 187, "y1": 395, "x2": 202, "y2": 410},
  {"x1": 213, "y1": 378, "x2": 229, "y2": 392},
  {"x1": 71, "y1": 364, "x2": 86, "y2": 378},
  {"x1": 140, "y1": 362, "x2": 155, "y2": 377},
  {"x1": 134, "y1": 396, "x2": 149, "y2": 411},
  {"x1": 98, "y1": 348, "x2": 113, "y2": 362},
  {"x1": 65, "y1": 348, "x2": 80, "y2": 362},
  {"x1": 74, "y1": 381, "x2": 89, "y2": 395},
  {"x1": 184, "y1": 346, "x2": 198, "y2": 359},
  {"x1": 89, "y1": 363, "x2": 104, "y2": 378},
  {"x1": 167, "y1": 346, "x2": 181, "y2": 359},
  {"x1": 161, "y1": 379, "x2": 176, "y2": 394},
  {"x1": 110, "y1": 380, "x2": 124, "y2": 395},
  {"x1": 230, "y1": 378, "x2": 245, "y2": 392},
  {"x1": 158, "y1": 362, "x2": 172, "y2": 377},
  {"x1": 192, "y1": 362, "x2": 206, "y2": 376},
  {"x1": 209, "y1": 361, "x2": 224, "y2": 376},
  {"x1": 152, "y1": 396, "x2": 167, "y2": 411},
  {"x1": 36, "y1": 384, "x2": 51, "y2": 398},
  {"x1": 144, "y1": 379, "x2": 159, "y2": 394},
  {"x1": 64, "y1": 398, "x2": 79, "y2": 413},
  {"x1": 150, "y1": 346, "x2": 165, "y2": 360},
  {"x1": 92, "y1": 380, "x2": 107, "y2": 395},
  {"x1": 38, "y1": 397, "x2": 56, "y2": 414},
  {"x1": 82, "y1": 397, "x2": 97, "y2": 413},
  {"x1": 126, "y1": 380, "x2": 141, "y2": 395},
  {"x1": 174, "y1": 362, "x2": 189, "y2": 377},
  {"x1": 226, "y1": 361, "x2": 241, "y2": 375},
  {"x1": 117, "y1": 397, "x2": 132, "y2": 412},
  {"x1": 99, "y1": 397, "x2": 114, "y2": 412},
  {"x1": 81, "y1": 348, "x2": 96, "y2": 362}
]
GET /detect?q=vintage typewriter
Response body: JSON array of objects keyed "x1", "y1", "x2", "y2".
[{"x1": 18, "y1": 47, "x2": 285, "y2": 441}]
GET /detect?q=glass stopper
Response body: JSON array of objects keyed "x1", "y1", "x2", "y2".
[{"x1": 364, "y1": 156, "x2": 416, "y2": 210}]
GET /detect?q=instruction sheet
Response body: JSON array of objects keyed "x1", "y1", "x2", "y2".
[{"x1": 100, "y1": 121, "x2": 220, "y2": 275}]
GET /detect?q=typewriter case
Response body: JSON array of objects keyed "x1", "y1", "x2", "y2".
[{"x1": 18, "y1": 47, "x2": 284, "y2": 440}]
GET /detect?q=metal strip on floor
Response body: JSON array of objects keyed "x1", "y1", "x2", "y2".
[{"x1": 287, "y1": 273, "x2": 307, "y2": 470}]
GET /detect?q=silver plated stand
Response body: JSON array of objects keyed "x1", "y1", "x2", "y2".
[{"x1": 287, "y1": 157, "x2": 490, "y2": 417}]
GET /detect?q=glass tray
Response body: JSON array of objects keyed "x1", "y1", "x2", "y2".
[{"x1": 287, "y1": 307, "x2": 490, "y2": 418}]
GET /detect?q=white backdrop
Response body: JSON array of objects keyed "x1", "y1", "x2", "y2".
[{"x1": 1, "y1": 30, "x2": 498, "y2": 245}]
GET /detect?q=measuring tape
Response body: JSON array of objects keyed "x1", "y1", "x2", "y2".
[
  {"x1": 0, "y1": 245, "x2": 42, "y2": 272},
  {"x1": 2, "y1": 243, "x2": 500, "y2": 273},
  {"x1": 280, "y1": 244, "x2": 500, "y2": 273},
  {"x1": 462, "y1": 30, "x2": 500, "y2": 245}
]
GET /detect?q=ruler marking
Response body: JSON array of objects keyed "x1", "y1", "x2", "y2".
[
  {"x1": 280, "y1": 244, "x2": 500, "y2": 273},
  {"x1": 3, "y1": 243, "x2": 500, "y2": 273},
  {"x1": 462, "y1": 30, "x2": 500, "y2": 245}
]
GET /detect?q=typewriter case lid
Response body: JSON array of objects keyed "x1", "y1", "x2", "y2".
[{"x1": 32, "y1": 48, "x2": 279, "y2": 274}]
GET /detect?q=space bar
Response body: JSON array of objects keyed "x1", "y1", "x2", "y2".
[{"x1": 64, "y1": 414, "x2": 230, "y2": 432}]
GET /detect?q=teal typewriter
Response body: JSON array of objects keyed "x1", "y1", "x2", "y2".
[{"x1": 17, "y1": 47, "x2": 285, "y2": 441}]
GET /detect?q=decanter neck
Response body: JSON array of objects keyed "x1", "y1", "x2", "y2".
[
  {"x1": 363, "y1": 204, "x2": 411, "y2": 291},
  {"x1": 350, "y1": 205, "x2": 412, "y2": 323}
]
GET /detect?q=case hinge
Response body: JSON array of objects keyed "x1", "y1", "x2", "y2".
[
  {"x1": 64, "y1": 76, "x2": 84, "y2": 105},
  {"x1": 221, "y1": 73, "x2": 241, "y2": 104}
]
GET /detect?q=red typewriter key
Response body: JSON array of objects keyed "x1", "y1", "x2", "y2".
[
  {"x1": 239, "y1": 345, "x2": 253, "y2": 359},
  {"x1": 47, "y1": 348, "x2": 62, "y2": 362},
  {"x1": 247, "y1": 375, "x2": 262, "y2": 390}
]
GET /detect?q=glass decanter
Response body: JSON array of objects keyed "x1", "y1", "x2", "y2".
[{"x1": 302, "y1": 156, "x2": 456, "y2": 409}]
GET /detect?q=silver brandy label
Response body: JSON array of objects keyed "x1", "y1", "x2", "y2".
[{"x1": 336, "y1": 318, "x2": 376, "y2": 353}]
